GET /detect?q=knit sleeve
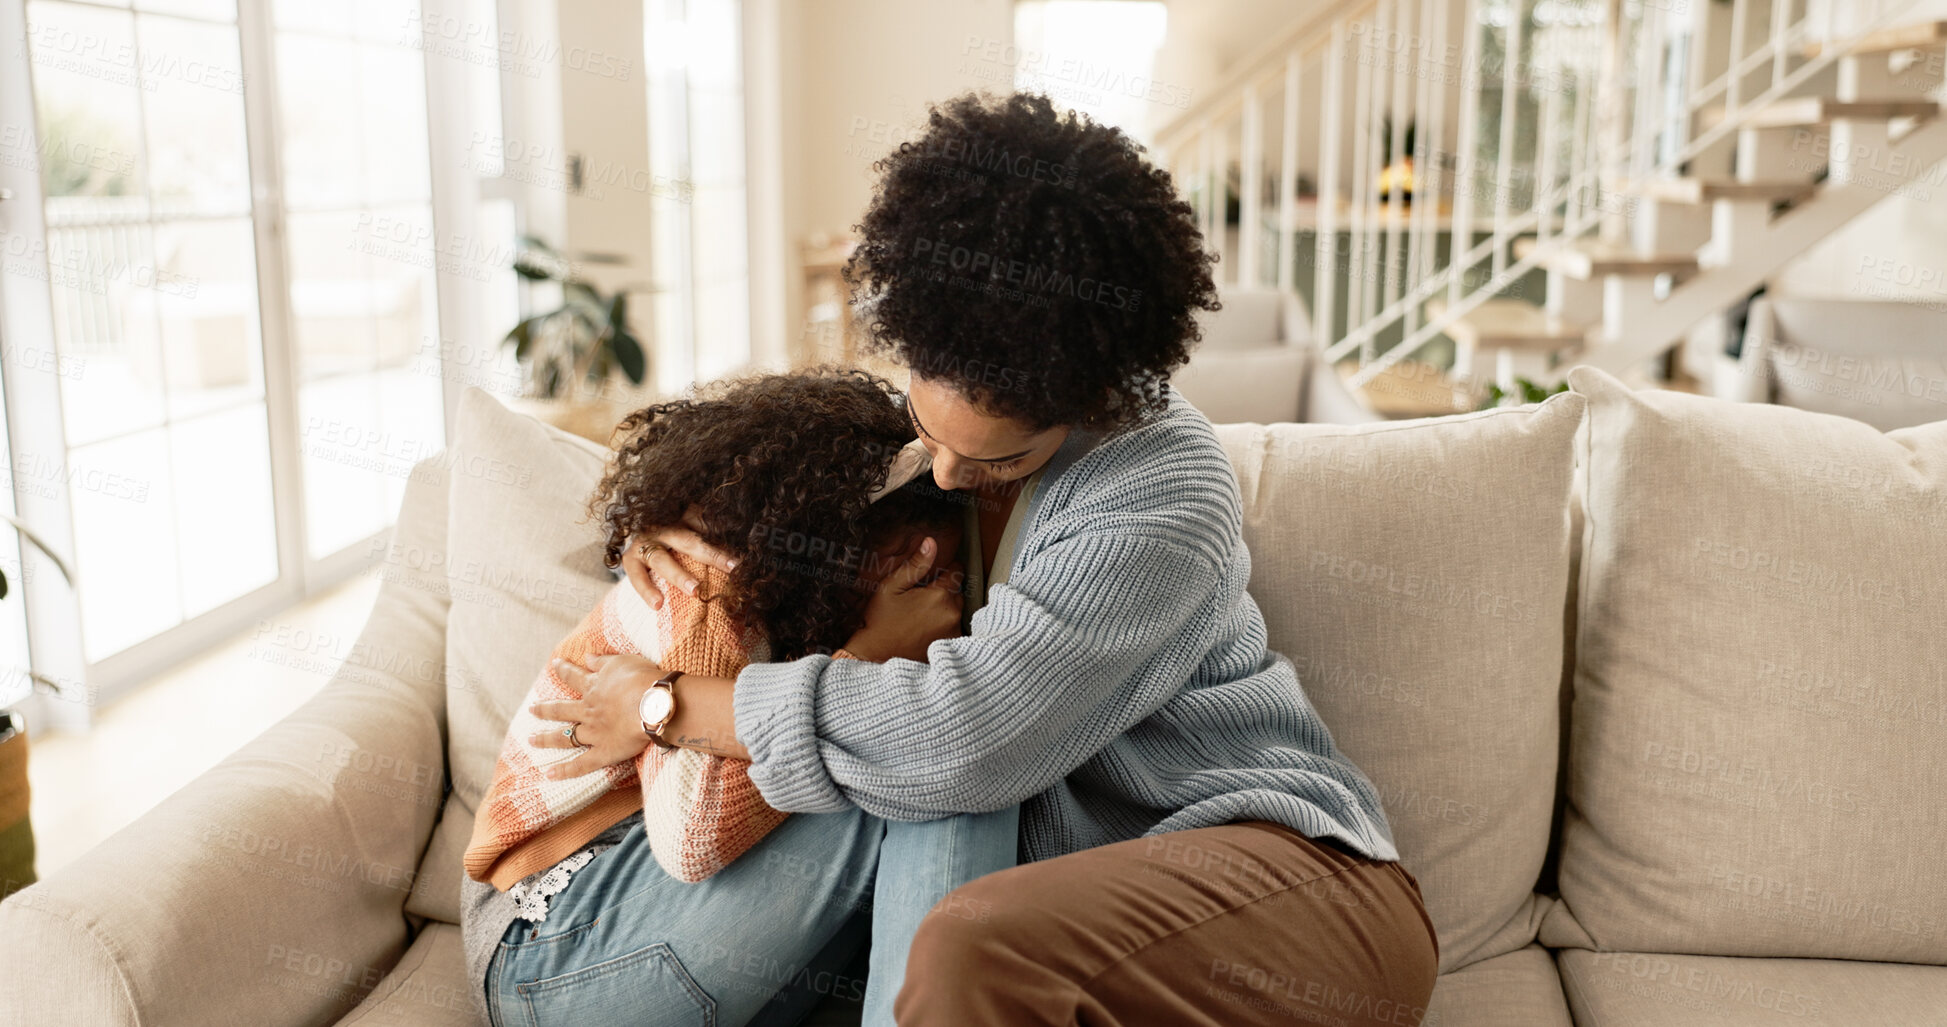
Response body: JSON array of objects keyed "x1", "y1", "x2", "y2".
[
  {"x1": 733, "y1": 529, "x2": 1223, "y2": 820},
  {"x1": 630, "y1": 559, "x2": 788, "y2": 882},
  {"x1": 464, "y1": 586, "x2": 637, "y2": 887}
]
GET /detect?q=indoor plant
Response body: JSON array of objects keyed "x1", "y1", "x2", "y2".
[
  {"x1": 502, "y1": 236, "x2": 652, "y2": 445},
  {"x1": 0, "y1": 515, "x2": 74, "y2": 902}
]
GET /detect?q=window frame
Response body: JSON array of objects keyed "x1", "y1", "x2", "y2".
[{"x1": 0, "y1": 0, "x2": 483, "y2": 724}]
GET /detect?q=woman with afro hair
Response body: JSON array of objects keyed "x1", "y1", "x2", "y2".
[{"x1": 535, "y1": 91, "x2": 1438, "y2": 1027}]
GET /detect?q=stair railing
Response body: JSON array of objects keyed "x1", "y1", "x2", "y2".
[{"x1": 1151, "y1": 0, "x2": 1930, "y2": 400}]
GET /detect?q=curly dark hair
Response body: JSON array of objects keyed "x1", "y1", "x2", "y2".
[
  {"x1": 843, "y1": 91, "x2": 1220, "y2": 432},
  {"x1": 586, "y1": 369, "x2": 959, "y2": 660}
]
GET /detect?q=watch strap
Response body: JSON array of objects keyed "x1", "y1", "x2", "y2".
[{"x1": 642, "y1": 669, "x2": 685, "y2": 749}]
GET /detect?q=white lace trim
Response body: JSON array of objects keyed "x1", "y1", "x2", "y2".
[{"x1": 507, "y1": 846, "x2": 601, "y2": 924}]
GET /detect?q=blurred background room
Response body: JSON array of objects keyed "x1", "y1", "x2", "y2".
[{"x1": 2, "y1": 0, "x2": 1943, "y2": 894}]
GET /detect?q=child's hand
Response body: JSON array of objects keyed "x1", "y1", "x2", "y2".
[
  {"x1": 843, "y1": 537, "x2": 964, "y2": 663},
  {"x1": 622, "y1": 506, "x2": 738, "y2": 610}
]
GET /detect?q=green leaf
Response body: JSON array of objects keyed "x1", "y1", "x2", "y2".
[
  {"x1": 567, "y1": 306, "x2": 602, "y2": 339},
  {"x1": 611, "y1": 328, "x2": 646, "y2": 383},
  {"x1": 506, "y1": 316, "x2": 538, "y2": 360},
  {"x1": 0, "y1": 568, "x2": 8, "y2": 601},
  {"x1": 518, "y1": 234, "x2": 560, "y2": 257},
  {"x1": 513, "y1": 258, "x2": 557, "y2": 282},
  {"x1": 565, "y1": 280, "x2": 602, "y2": 307},
  {"x1": 607, "y1": 291, "x2": 628, "y2": 332}
]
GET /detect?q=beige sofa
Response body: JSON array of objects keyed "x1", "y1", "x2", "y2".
[{"x1": 3, "y1": 367, "x2": 1942, "y2": 1026}]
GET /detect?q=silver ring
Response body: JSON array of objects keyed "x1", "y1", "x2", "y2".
[{"x1": 563, "y1": 724, "x2": 582, "y2": 746}]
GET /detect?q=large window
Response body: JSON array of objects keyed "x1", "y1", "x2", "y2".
[
  {"x1": 26, "y1": 0, "x2": 278, "y2": 662},
  {"x1": 1012, "y1": 1, "x2": 1169, "y2": 147},
  {"x1": 6, "y1": 0, "x2": 455, "y2": 692},
  {"x1": 270, "y1": 1, "x2": 443, "y2": 559},
  {"x1": 645, "y1": 0, "x2": 748, "y2": 391},
  {"x1": 3, "y1": 0, "x2": 749, "y2": 710}
]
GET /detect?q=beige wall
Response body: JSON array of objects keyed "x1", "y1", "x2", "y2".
[
  {"x1": 772, "y1": 0, "x2": 1014, "y2": 366},
  {"x1": 1151, "y1": 0, "x2": 1340, "y2": 125},
  {"x1": 1773, "y1": 186, "x2": 1947, "y2": 306},
  {"x1": 547, "y1": 0, "x2": 666, "y2": 408},
  {"x1": 782, "y1": 0, "x2": 1016, "y2": 237}
]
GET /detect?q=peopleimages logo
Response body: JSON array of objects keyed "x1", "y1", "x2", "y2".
[
  {"x1": 1307, "y1": 549, "x2": 1538, "y2": 623},
  {"x1": 910, "y1": 238, "x2": 1143, "y2": 312},
  {"x1": 1586, "y1": 953, "x2": 1822, "y2": 1018},
  {"x1": 1639, "y1": 741, "x2": 1866, "y2": 814},
  {"x1": 1691, "y1": 537, "x2": 1924, "y2": 609},
  {"x1": 878, "y1": 130, "x2": 1080, "y2": 190},
  {"x1": 1705, "y1": 867, "x2": 1943, "y2": 941},
  {"x1": 960, "y1": 36, "x2": 1194, "y2": 109}
]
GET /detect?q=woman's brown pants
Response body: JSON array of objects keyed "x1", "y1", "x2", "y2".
[{"x1": 894, "y1": 820, "x2": 1439, "y2": 1027}]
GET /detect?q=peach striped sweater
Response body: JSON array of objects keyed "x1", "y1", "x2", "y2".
[{"x1": 463, "y1": 556, "x2": 789, "y2": 889}]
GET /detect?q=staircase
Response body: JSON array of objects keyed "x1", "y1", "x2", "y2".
[{"x1": 1151, "y1": 0, "x2": 1947, "y2": 416}]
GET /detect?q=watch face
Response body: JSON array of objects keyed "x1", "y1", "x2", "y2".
[{"x1": 640, "y1": 687, "x2": 675, "y2": 725}]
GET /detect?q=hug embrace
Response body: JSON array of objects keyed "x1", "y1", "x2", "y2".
[{"x1": 458, "y1": 91, "x2": 1439, "y2": 1027}]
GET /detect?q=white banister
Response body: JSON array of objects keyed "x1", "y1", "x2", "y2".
[
  {"x1": 1404, "y1": 0, "x2": 1440, "y2": 335},
  {"x1": 1345, "y1": 3, "x2": 1376, "y2": 358},
  {"x1": 1276, "y1": 54, "x2": 1300, "y2": 293},
  {"x1": 1382, "y1": 0, "x2": 1412, "y2": 321},
  {"x1": 1534, "y1": 60, "x2": 1561, "y2": 250},
  {"x1": 1241, "y1": 83, "x2": 1264, "y2": 288},
  {"x1": 1448, "y1": 0, "x2": 1485, "y2": 309},
  {"x1": 1727, "y1": 0, "x2": 1751, "y2": 113},
  {"x1": 1143, "y1": 0, "x2": 1933, "y2": 406},
  {"x1": 1197, "y1": 124, "x2": 1215, "y2": 263},
  {"x1": 1212, "y1": 122, "x2": 1230, "y2": 284},
  {"x1": 1315, "y1": 20, "x2": 1345, "y2": 350}
]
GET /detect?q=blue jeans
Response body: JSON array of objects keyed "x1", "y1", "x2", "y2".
[{"x1": 484, "y1": 803, "x2": 1020, "y2": 1027}]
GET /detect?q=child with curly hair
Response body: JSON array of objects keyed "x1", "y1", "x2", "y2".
[{"x1": 461, "y1": 368, "x2": 1015, "y2": 1026}]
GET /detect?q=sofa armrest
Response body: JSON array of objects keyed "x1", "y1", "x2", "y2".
[{"x1": 0, "y1": 461, "x2": 454, "y2": 1027}]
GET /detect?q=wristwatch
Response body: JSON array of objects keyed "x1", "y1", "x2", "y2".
[{"x1": 638, "y1": 669, "x2": 684, "y2": 750}]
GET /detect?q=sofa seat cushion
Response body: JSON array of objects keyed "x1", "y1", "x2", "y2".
[
  {"x1": 1543, "y1": 367, "x2": 1947, "y2": 963},
  {"x1": 331, "y1": 922, "x2": 478, "y2": 1026},
  {"x1": 1213, "y1": 391, "x2": 1584, "y2": 972},
  {"x1": 1424, "y1": 944, "x2": 1572, "y2": 1027},
  {"x1": 403, "y1": 388, "x2": 617, "y2": 927},
  {"x1": 1556, "y1": 949, "x2": 1947, "y2": 1026}
]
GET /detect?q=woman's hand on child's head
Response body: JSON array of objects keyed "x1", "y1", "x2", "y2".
[
  {"x1": 842, "y1": 536, "x2": 965, "y2": 663},
  {"x1": 622, "y1": 505, "x2": 738, "y2": 611},
  {"x1": 529, "y1": 654, "x2": 662, "y2": 778}
]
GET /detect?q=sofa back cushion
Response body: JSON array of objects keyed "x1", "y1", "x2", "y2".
[
  {"x1": 405, "y1": 389, "x2": 615, "y2": 924},
  {"x1": 1540, "y1": 367, "x2": 1947, "y2": 963},
  {"x1": 1195, "y1": 287, "x2": 1287, "y2": 352},
  {"x1": 1213, "y1": 391, "x2": 1584, "y2": 973}
]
